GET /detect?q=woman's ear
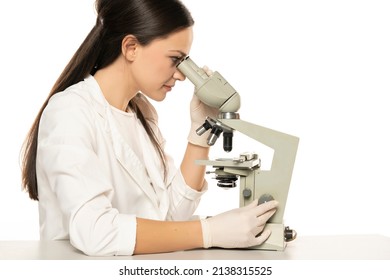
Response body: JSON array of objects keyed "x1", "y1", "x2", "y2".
[{"x1": 122, "y1": 35, "x2": 139, "y2": 62}]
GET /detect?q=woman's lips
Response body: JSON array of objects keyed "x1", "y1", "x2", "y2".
[{"x1": 163, "y1": 84, "x2": 174, "y2": 91}]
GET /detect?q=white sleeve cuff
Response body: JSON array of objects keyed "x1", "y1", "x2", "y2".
[
  {"x1": 114, "y1": 214, "x2": 137, "y2": 256},
  {"x1": 166, "y1": 170, "x2": 208, "y2": 221},
  {"x1": 171, "y1": 169, "x2": 208, "y2": 200}
]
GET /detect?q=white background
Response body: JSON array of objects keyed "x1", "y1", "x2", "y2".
[{"x1": 1, "y1": 0, "x2": 389, "y2": 241}]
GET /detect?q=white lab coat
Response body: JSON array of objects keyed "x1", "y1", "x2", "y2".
[{"x1": 36, "y1": 75, "x2": 207, "y2": 256}]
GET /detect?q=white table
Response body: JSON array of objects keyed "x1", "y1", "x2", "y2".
[{"x1": 1, "y1": 235, "x2": 389, "y2": 260}]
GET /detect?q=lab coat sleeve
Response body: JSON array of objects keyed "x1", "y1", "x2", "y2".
[
  {"x1": 166, "y1": 163, "x2": 208, "y2": 221},
  {"x1": 37, "y1": 92, "x2": 136, "y2": 256}
]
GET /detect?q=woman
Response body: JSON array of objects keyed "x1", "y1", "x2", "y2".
[{"x1": 21, "y1": 0, "x2": 278, "y2": 256}]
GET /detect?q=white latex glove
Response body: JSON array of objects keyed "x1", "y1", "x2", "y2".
[
  {"x1": 188, "y1": 66, "x2": 219, "y2": 147},
  {"x1": 200, "y1": 200, "x2": 278, "y2": 248}
]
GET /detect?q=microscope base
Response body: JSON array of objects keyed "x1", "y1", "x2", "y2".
[{"x1": 249, "y1": 223, "x2": 287, "y2": 251}]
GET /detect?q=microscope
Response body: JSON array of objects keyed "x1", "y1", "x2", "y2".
[{"x1": 177, "y1": 57, "x2": 299, "y2": 251}]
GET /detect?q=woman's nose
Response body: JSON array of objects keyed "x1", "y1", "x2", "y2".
[{"x1": 173, "y1": 69, "x2": 186, "y2": 81}]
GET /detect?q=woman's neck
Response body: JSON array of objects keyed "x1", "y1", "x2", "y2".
[{"x1": 94, "y1": 57, "x2": 138, "y2": 112}]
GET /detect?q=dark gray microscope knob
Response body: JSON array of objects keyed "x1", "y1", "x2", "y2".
[
  {"x1": 255, "y1": 194, "x2": 275, "y2": 237},
  {"x1": 258, "y1": 194, "x2": 275, "y2": 205}
]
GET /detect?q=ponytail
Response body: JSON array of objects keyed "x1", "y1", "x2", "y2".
[{"x1": 21, "y1": 19, "x2": 106, "y2": 200}]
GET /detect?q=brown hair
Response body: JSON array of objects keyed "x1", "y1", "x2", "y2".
[{"x1": 21, "y1": 0, "x2": 194, "y2": 200}]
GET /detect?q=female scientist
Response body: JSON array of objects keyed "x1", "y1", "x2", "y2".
[{"x1": 21, "y1": 0, "x2": 278, "y2": 256}]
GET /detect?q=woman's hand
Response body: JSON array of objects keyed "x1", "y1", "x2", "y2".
[{"x1": 200, "y1": 200, "x2": 278, "y2": 248}]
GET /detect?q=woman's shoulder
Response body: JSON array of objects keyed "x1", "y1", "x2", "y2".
[
  {"x1": 41, "y1": 79, "x2": 102, "y2": 126},
  {"x1": 48, "y1": 79, "x2": 95, "y2": 108}
]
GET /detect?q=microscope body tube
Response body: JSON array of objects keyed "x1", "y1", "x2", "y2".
[
  {"x1": 176, "y1": 56, "x2": 209, "y2": 87},
  {"x1": 177, "y1": 56, "x2": 241, "y2": 113}
]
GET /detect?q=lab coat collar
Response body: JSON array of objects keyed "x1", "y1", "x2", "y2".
[{"x1": 83, "y1": 75, "x2": 168, "y2": 219}]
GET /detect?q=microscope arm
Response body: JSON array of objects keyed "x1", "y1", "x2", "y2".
[{"x1": 219, "y1": 118, "x2": 299, "y2": 223}]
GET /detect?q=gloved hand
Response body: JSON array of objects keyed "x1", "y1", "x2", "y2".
[
  {"x1": 188, "y1": 66, "x2": 219, "y2": 147},
  {"x1": 200, "y1": 200, "x2": 278, "y2": 248}
]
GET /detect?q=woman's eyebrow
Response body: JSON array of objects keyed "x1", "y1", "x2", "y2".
[{"x1": 169, "y1": 50, "x2": 187, "y2": 57}]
